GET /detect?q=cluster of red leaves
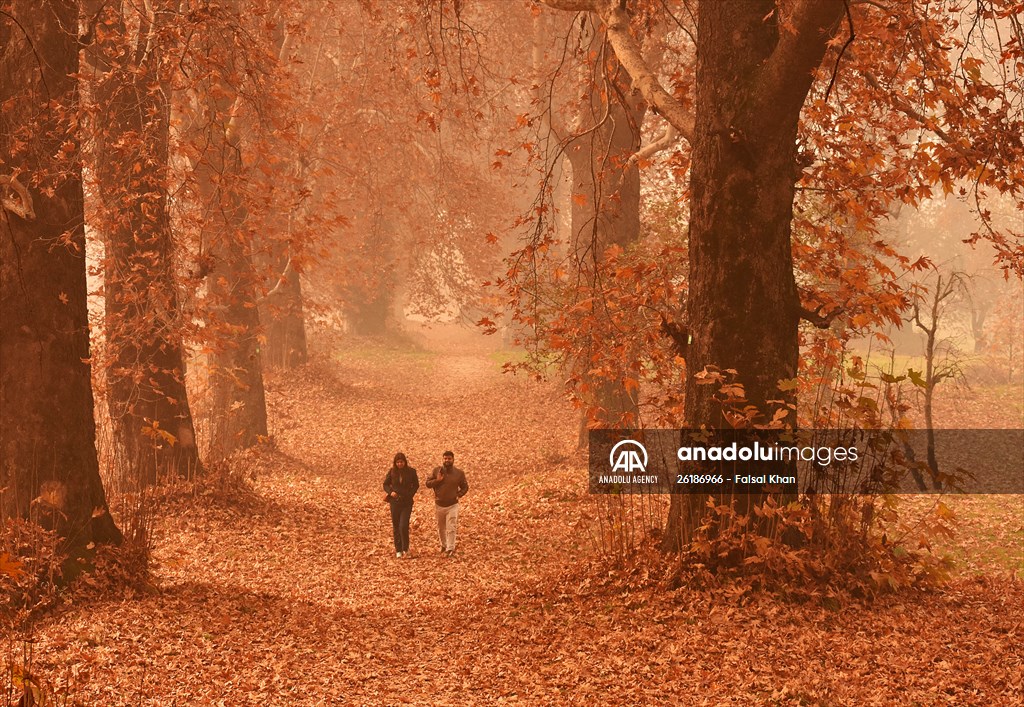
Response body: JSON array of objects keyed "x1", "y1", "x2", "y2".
[
  {"x1": 501, "y1": 226, "x2": 690, "y2": 428},
  {"x1": 0, "y1": 520, "x2": 64, "y2": 629},
  {"x1": 671, "y1": 497, "x2": 954, "y2": 598}
]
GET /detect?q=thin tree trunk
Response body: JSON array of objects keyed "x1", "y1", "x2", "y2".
[
  {"x1": 1, "y1": 0, "x2": 122, "y2": 557},
  {"x1": 569, "y1": 24, "x2": 647, "y2": 446},
  {"x1": 262, "y1": 255, "x2": 309, "y2": 368},
  {"x1": 194, "y1": 2, "x2": 269, "y2": 459},
  {"x1": 90, "y1": 1, "x2": 203, "y2": 484},
  {"x1": 916, "y1": 278, "x2": 944, "y2": 491},
  {"x1": 970, "y1": 304, "x2": 988, "y2": 353},
  {"x1": 389, "y1": 248, "x2": 410, "y2": 332}
]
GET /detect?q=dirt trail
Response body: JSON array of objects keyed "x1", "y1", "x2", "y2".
[
  {"x1": 22, "y1": 338, "x2": 1024, "y2": 706},
  {"x1": 30, "y1": 343, "x2": 591, "y2": 705}
]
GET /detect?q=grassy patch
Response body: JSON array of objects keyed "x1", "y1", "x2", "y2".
[
  {"x1": 489, "y1": 349, "x2": 528, "y2": 370},
  {"x1": 333, "y1": 342, "x2": 438, "y2": 371},
  {"x1": 489, "y1": 348, "x2": 561, "y2": 374},
  {"x1": 900, "y1": 494, "x2": 1024, "y2": 579}
]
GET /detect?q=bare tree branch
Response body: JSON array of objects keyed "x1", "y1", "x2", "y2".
[
  {"x1": 599, "y1": 2, "x2": 694, "y2": 143},
  {"x1": 539, "y1": 0, "x2": 694, "y2": 143},
  {"x1": 627, "y1": 122, "x2": 678, "y2": 165},
  {"x1": 260, "y1": 257, "x2": 294, "y2": 302},
  {"x1": 800, "y1": 303, "x2": 844, "y2": 329},
  {"x1": 0, "y1": 175, "x2": 35, "y2": 220}
]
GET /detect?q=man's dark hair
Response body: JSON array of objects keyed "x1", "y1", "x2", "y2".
[{"x1": 443, "y1": 450, "x2": 454, "y2": 458}]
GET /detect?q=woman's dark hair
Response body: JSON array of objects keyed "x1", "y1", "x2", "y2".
[{"x1": 393, "y1": 452, "x2": 408, "y2": 465}]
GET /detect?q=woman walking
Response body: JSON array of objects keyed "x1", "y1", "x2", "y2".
[{"x1": 383, "y1": 452, "x2": 419, "y2": 558}]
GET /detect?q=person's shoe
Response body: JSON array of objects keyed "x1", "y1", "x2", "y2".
[{"x1": 396, "y1": 551, "x2": 403, "y2": 558}]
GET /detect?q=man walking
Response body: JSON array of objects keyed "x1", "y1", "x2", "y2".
[{"x1": 425, "y1": 450, "x2": 469, "y2": 557}]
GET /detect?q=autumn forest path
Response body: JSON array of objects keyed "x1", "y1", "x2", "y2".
[
  {"x1": 43, "y1": 335, "x2": 598, "y2": 705},
  {"x1": 30, "y1": 332, "x2": 1024, "y2": 706}
]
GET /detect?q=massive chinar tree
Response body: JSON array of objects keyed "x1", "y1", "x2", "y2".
[
  {"x1": 542, "y1": 0, "x2": 845, "y2": 548},
  {"x1": 684, "y1": 0, "x2": 843, "y2": 433},
  {"x1": 1, "y1": 0, "x2": 122, "y2": 554},
  {"x1": 665, "y1": 1, "x2": 844, "y2": 545},
  {"x1": 87, "y1": 0, "x2": 203, "y2": 484}
]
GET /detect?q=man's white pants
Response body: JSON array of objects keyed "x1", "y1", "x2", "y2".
[{"x1": 436, "y1": 502, "x2": 459, "y2": 551}]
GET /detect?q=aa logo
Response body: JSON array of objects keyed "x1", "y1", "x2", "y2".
[{"x1": 609, "y1": 439, "x2": 648, "y2": 474}]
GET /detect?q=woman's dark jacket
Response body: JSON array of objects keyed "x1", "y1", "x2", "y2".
[{"x1": 383, "y1": 466, "x2": 419, "y2": 505}]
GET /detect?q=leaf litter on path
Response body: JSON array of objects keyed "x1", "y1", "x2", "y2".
[{"x1": 18, "y1": 342, "x2": 1024, "y2": 705}]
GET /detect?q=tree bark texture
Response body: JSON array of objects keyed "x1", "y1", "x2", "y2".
[
  {"x1": 194, "y1": 2, "x2": 269, "y2": 459},
  {"x1": 1, "y1": 0, "x2": 122, "y2": 553},
  {"x1": 261, "y1": 261, "x2": 309, "y2": 368},
  {"x1": 664, "y1": 0, "x2": 844, "y2": 550}
]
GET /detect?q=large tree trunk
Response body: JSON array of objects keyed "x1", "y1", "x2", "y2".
[
  {"x1": 1, "y1": 0, "x2": 122, "y2": 556},
  {"x1": 663, "y1": 0, "x2": 843, "y2": 550},
  {"x1": 347, "y1": 291, "x2": 393, "y2": 335},
  {"x1": 90, "y1": 2, "x2": 203, "y2": 485},
  {"x1": 207, "y1": 235, "x2": 269, "y2": 457},
  {"x1": 258, "y1": 21, "x2": 309, "y2": 370},
  {"x1": 346, "y1": 270, "x2": 397, "y2": 336},
  {"x1": 196, "y1": 137, "x2": 269, "y2": 459}
]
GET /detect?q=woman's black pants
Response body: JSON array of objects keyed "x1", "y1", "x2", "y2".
[{"x1": 390, "y1": 502, "x2": 412, "y2": 552}]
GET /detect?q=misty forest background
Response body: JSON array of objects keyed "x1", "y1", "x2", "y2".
[{"x1": 2, "y1": 0, "x2": 1023, "y2": 704}]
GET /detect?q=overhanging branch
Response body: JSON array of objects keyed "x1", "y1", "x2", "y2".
[
  {"x1": 539, "y1": 0, "x2": 694, "y2": 143},
  {"x1": 260, "y1": 257, "x2": 294, "y2": 302},
  {"x1": 800, "y1": 304, "x2": 844, "y2": 329},
  {"x1": 600, "y1": 2, "x2": 694, "y2": 143},
  {"x1": 628, "y1": 122, "x2": 679, "y2": 165},
  {"x1": 860, "y1": 68, "x2": 975, "y2": 162},
  {"x1": 1, "y1": 175, "x2": 35, "y2": 220}
]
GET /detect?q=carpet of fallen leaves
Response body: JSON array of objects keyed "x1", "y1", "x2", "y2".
[{"x1": 16, "y1": 330, "x2": 1024, "y2": 705}]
